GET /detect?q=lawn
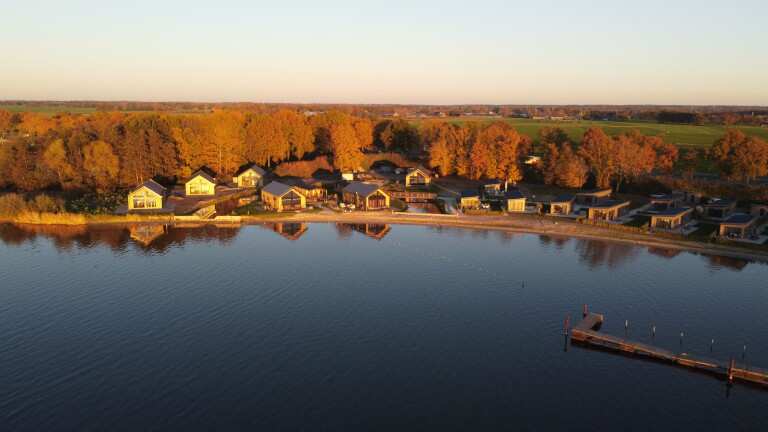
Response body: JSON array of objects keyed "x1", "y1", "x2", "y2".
[
  {"x1": 412, "y1": 117, "x2": 768, "y2": 149},
  {"x1": 0, "y1": 104, "x2": 97, "y2": 116}
]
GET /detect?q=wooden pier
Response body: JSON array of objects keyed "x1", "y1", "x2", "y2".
[{"x1": 569, "y1": 309, "x2": 768, "y2": 388}]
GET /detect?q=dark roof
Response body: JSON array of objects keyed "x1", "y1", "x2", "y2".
[
  {"x1": 234, "y1": 163, "x2": 267, "y2": 177},
  {"x1": 505, "y1": 190, "x2": 526, "y2": 200},
  {"x1": 721, "y1": 213, "x2": 757, "y2": 225},
  {"x1": 650, "y1": 194, "x2": 677, "y2": 201},
  {"x1": 585, "y1": 199, "x2": 630, "y2": 209},
  {"x1": 343, "y1": 182, "x2": 383, "y2": 197},
  {"x1": 262, "y1": 181, "x2": 296, "y2": 197},
  {"x1": 132, "y1": 179, "x2": 166, "y2": 196},
  {"x1": 651, "y1": 207, "x2": 692, "y2": 217},
  {"x1": 188, "y1": 169, "x2": 216, "y2": 184},
  {"x1": 460, "y1": 190, "x2": 480, "y2": 198},
  {"x1": 704, "y1": 199, "x2": 735, "y2": 208},
  {"x1": 552, "y1": 194, "x2": 575, "y2": 203},
  {"x1": 576, "y1": 188, "x2": 612, "y2": 196}
]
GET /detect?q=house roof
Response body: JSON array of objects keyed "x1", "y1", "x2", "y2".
[
  {"x1": 651, "y1": 207, "x2": 693, "y2": 218},
  {"x1": 187, "y1": 169, "x2": 216, "y2": 184},
  {"x1": 576, "y1": 188, "x2": 612, "y2": 196},
  {"x1": 460, "y1": 190, "x2": 480, "y2": 198},
  {"x1": 262, "y1": 181, "x2": 298, "y2": 197},
  {"x1": 650, "y1": 194, "x2": 677, "y2": 202},
  {"x1": 721, "y1": 213, "x2": 757, "y2": 226},
  {"x1": 343, "y1": 182, "x2": 384, "y2": 197},
  {"x1": 704, "y1": 199, "x2": 735, "y2": 208},
  {"x1": 234, "y1": 163, "x2": 267, "y2": 177},
  {"x1": 131, "y1": 179, "x2": 166, "y2": 196},
  {"x1": 505, "y1": 190, "x2": 526, "y2": 200},
  {"x1": 406, "y1": 166, "x2": 433, "y2": 177},
  {"x1": 552, "y1": 194, "x2": 575, "y2": 203},
  {"x1": 585, "y1": 199, "x2": 630, "y2": 209}
]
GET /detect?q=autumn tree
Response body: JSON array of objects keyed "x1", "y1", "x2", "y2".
[
  {"x1": 554, "y1": 145, "x2": 589, "y2": 188},
  {"x1": 82, "y1": 140, "x2": 120, "y2": 192},
  {"x1": 274, "y1": 109, "x2": 315, "y2": 159},
  {"x1": 42, "y1": 139, "x2": 77, "y2": 188},
  {"x1": 578, "y1": 127, "x2": 616, "y2": 189},
  {"x1": 329, "y1": 122, "x2": 364, "y2": 171}
]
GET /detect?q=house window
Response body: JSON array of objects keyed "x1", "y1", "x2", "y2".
[{"x1": 282, "y1": 191, "x2": 302, "y2": 210}]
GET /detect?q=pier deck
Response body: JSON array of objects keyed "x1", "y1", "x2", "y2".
[{"x1": 570, "y1": 311, "x2": 768, "y2": 387}]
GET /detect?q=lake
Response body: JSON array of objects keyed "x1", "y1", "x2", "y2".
[{"x1": 0, "y1": 222, "x2": 766, "y2": 431}]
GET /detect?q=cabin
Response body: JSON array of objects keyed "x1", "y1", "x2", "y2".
[
  {"x1": 719, "y1": 214, "x2": 759, "y2": 239},
  {"x1": 482, "y1": 180, "x2": 505, "y2": 198},
  {"x1": 535, "y1": 194, "x2": 574, "y2": 215},
  {"x1": 649, "y1": 207, "x2": 693, "y2": 230},
  {"x1": 261, "y1": 181, "x2": 307, "y2": 212},
  {"x1": 404, "y1": 167, "x2": 433, "y2": 188},
  {"x1": 583, "y1": 200, "x2": 630, "y2": 221},
  {"x1": 702, "y1": 199, "x2": 736, "y2": 220},
  {"x1": 575, "y1": 188, "x2": 612, "y2": 206},
  {"x1": 351, "y1": 223, "x2": 391, "y2": 240},
  {"x1": 128, "y1": 179, "x2": 167, "y2": 211},
  {"x1": 185, "y1": 169, "x2": 216, "y2": 196},
  {"x1": 232, "y1": 164, "x2": 266, "y2": 188},
  {"x1": 505, "y1": 190, "x2": 527, "y2": 213},
  {"x1": 281, "y1": 178, "x2": 327, "y2": 203},
  {"x1": 458, "y1": 190, "x2": 481, "y2": 210},
  {"x1": 342, "y1": 182, "x2": 390, "y2": 211}
]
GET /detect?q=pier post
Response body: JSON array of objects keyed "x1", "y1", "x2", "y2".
[
  {"x1": 563, "y1": 315, "x2": 570, "y2": 336},
  {"x1": 728, "y1": 358, "x2": 735, "y2": 385},
  {"x1": 583, "y1": 304, "x2": 588, "y2": 318}
]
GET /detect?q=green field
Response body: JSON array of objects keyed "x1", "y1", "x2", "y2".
[{"x1": 424, "y1": 117, "x2": 768, "y2": 148}]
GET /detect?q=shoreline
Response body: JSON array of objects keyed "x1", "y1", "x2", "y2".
[{"x1": 4, "y1": 211, "x2": 768, "y2": 263}]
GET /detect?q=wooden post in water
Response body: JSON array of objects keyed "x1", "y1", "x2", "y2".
[
  {"x1": 583, "y1": 304, "x2": 588, "y2": 318},
  {"x1": 564, "y1": 315, "x2": 571, "y2": 336},
  {"x1": 728, "y1": 358, "x2": 735, "y2": 385}
]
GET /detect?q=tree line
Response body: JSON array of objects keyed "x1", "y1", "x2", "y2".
[{"x1": 1, "y1": 108, "x2": 766, "y2": 195}]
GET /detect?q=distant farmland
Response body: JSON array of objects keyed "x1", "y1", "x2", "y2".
[
  {"x1": 412, "y1": 117, "x2": 768, "y2": 148},
  {"x1": 0, "y1": 104, "x2": 97, "y2": 115}
]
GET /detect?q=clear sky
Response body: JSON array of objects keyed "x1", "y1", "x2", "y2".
[{"x1": 1, "y1": 0, "x2": 766, "y2": 105}]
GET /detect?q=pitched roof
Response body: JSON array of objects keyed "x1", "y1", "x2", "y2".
[
  {"x1": 576, "y1": 188, "x2": 612, "y2": 196},
  {"x1": 406, "y1": 166, "x2": 433, "y2": 177},
  {"x1": 188, "y1": 169, "x2": 216, "y2": 184},
  {"x1": 584, "y1": 199, "x2": 630, "y2": 209},
  {"x1": 262, "y1": 181, "x2": 297, "y2": 197},
  {"x1": 234, "y1": 163, "x2": 267, "y2": 177},
  {"x1": 343, "y1": 182, "x2": 383, "y2": 197},
  {"x1": 132, "y1": 179, "x2": 166, "y2": 196}
]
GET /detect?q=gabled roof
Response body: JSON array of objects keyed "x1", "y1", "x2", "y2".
[
  {"x1": 576, "y1": 188, "x2": 612, "y2": 196},
  {"x1": 262, "y1": 181, "x2": 300, "y2": 197},
  {"x1": 187, "y1": 169, "x2": 216, "y2": 184},
  {"x1": 234, "y1": 163, "x2": 267, "y2": 177},
  {"x1": 343, "y1": 182, "x2": 384, "y2": 197},
  {"x1": 406, "y1": 166, "x2": 433, "y2": 177},
  {"x1": 131, "y1": 179, "x2": 166, "y2": 196}
]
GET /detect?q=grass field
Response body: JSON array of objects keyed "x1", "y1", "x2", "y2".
[{"x1": 420, "y1": 117, "x2": 768, "y2": 148}]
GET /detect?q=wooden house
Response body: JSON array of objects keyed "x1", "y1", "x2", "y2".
[
  {"x1": 702, "y1": 199, "x2": 736, "y2": 220},
  {"x1": 342, "y1": 182, "x2": 390, "y2": 211},
  {"x1": 583, "y1": 200, "x2": 630, "y2": 221},
  {"x1": 458, "y1": 190, "x2": 481, "y2": 210},
  {"x1": 404, "y1": 167, "x2": 432, "y2": 188},
  {"x1": 649, "y1": 194, "x2": 681, "y2": 211},
  {"x1": 719, "y1": 214, "x2": 759, "y2": 239},
  {"x1": 128, "y1": 179, "x2": 167, "y2": 211},
  {"x1": 281, "y1": 178, "x2": 328, "y2": 202},
  {"x1": 261, "y1": 181, "x2": 307, "y2": 212},
  {"x1": 505, "y1": 190, "x2": 527, "y2": 213},
  {"x1": 232, "y1": 163, "x2": 267, "y2": 188},
  {"x1": 575, "y1": 188, "x2": 612, "y2": 205},
  {"x1": 650, "y1": 207, "x2": 693, "y2": 230},
  {"x1": 534, "y1": 194, "x2": 574, "y2": 215},
  {"x1": 482, "y1": 180, "x2": 505, "y2": 198},
  {"x1": 185, "y1": 169, "x2": 216, "y2": 196}
]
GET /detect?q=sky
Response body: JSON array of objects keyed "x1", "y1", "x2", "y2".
[{"x1": 1, "y1": 0, "x2": 766, "y2": 105}]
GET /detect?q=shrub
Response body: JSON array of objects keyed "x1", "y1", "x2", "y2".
[
  {"x1": 274, "y1": 156, "x2": 334, "y2": 178},
  {"x1": 30, "y1": 194, "x2": 65, "y2": 213},
  {"x1": 0, "y1": 193, "x2": 28, "y2": 216}
]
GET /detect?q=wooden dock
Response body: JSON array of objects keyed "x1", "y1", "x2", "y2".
[{"x1": 570, "y1": 310, "x2": 768, "y2": 388}]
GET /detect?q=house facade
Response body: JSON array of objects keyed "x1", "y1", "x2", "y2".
[
  {"x1": 261, "y1": 181, "x2": 307, "y2": 212},
  {"x1": 650, "y1": 207, "x2": 693, "y2": 230},
  {"x1": 128, "y1": 180, "x2": 166, "y2": 211},
  {"x1": 505, "y1": 190, "x2": 526, "y2": 213},
  {"x1": 185, "y1": 170, "x2": 216, "y2": 196},
  {"x1": 404, "y1": 168, "x2": 432, "y2": 188},
  {"x1": 458, "y1": 190, "x2": 481, "y2": 210},
  {"x1": 233, "y1": 164, "x2": 266, "y2": 188},
  {"x1": 584, "y1": 200, "x2": 630, "y2": 221},
  {"x1": 719, "y1": 214, "x2": 758, "y2": 239},
  {"x1": 342, "y1": 182, "x2": 390, "y2": 211}
]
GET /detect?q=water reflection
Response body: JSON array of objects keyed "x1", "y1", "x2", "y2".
[{"x1": 0, "y1": 222, "x2": 757, "y2": 271}]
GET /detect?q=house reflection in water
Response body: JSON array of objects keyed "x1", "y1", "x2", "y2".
[
  {"x1": 335, "y1": 223, "x2": 391, "y2": 241},
  {"x1": 267, "y1": 223, "x2": 308, "y2": 241},
  {"x1": 129, "y1": 224, "x2": 168, "y2": 246}
]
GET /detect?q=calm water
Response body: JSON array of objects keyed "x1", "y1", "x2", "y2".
[{"x1": 1, "y1": 222, "x2": 767, "y2": 431}]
